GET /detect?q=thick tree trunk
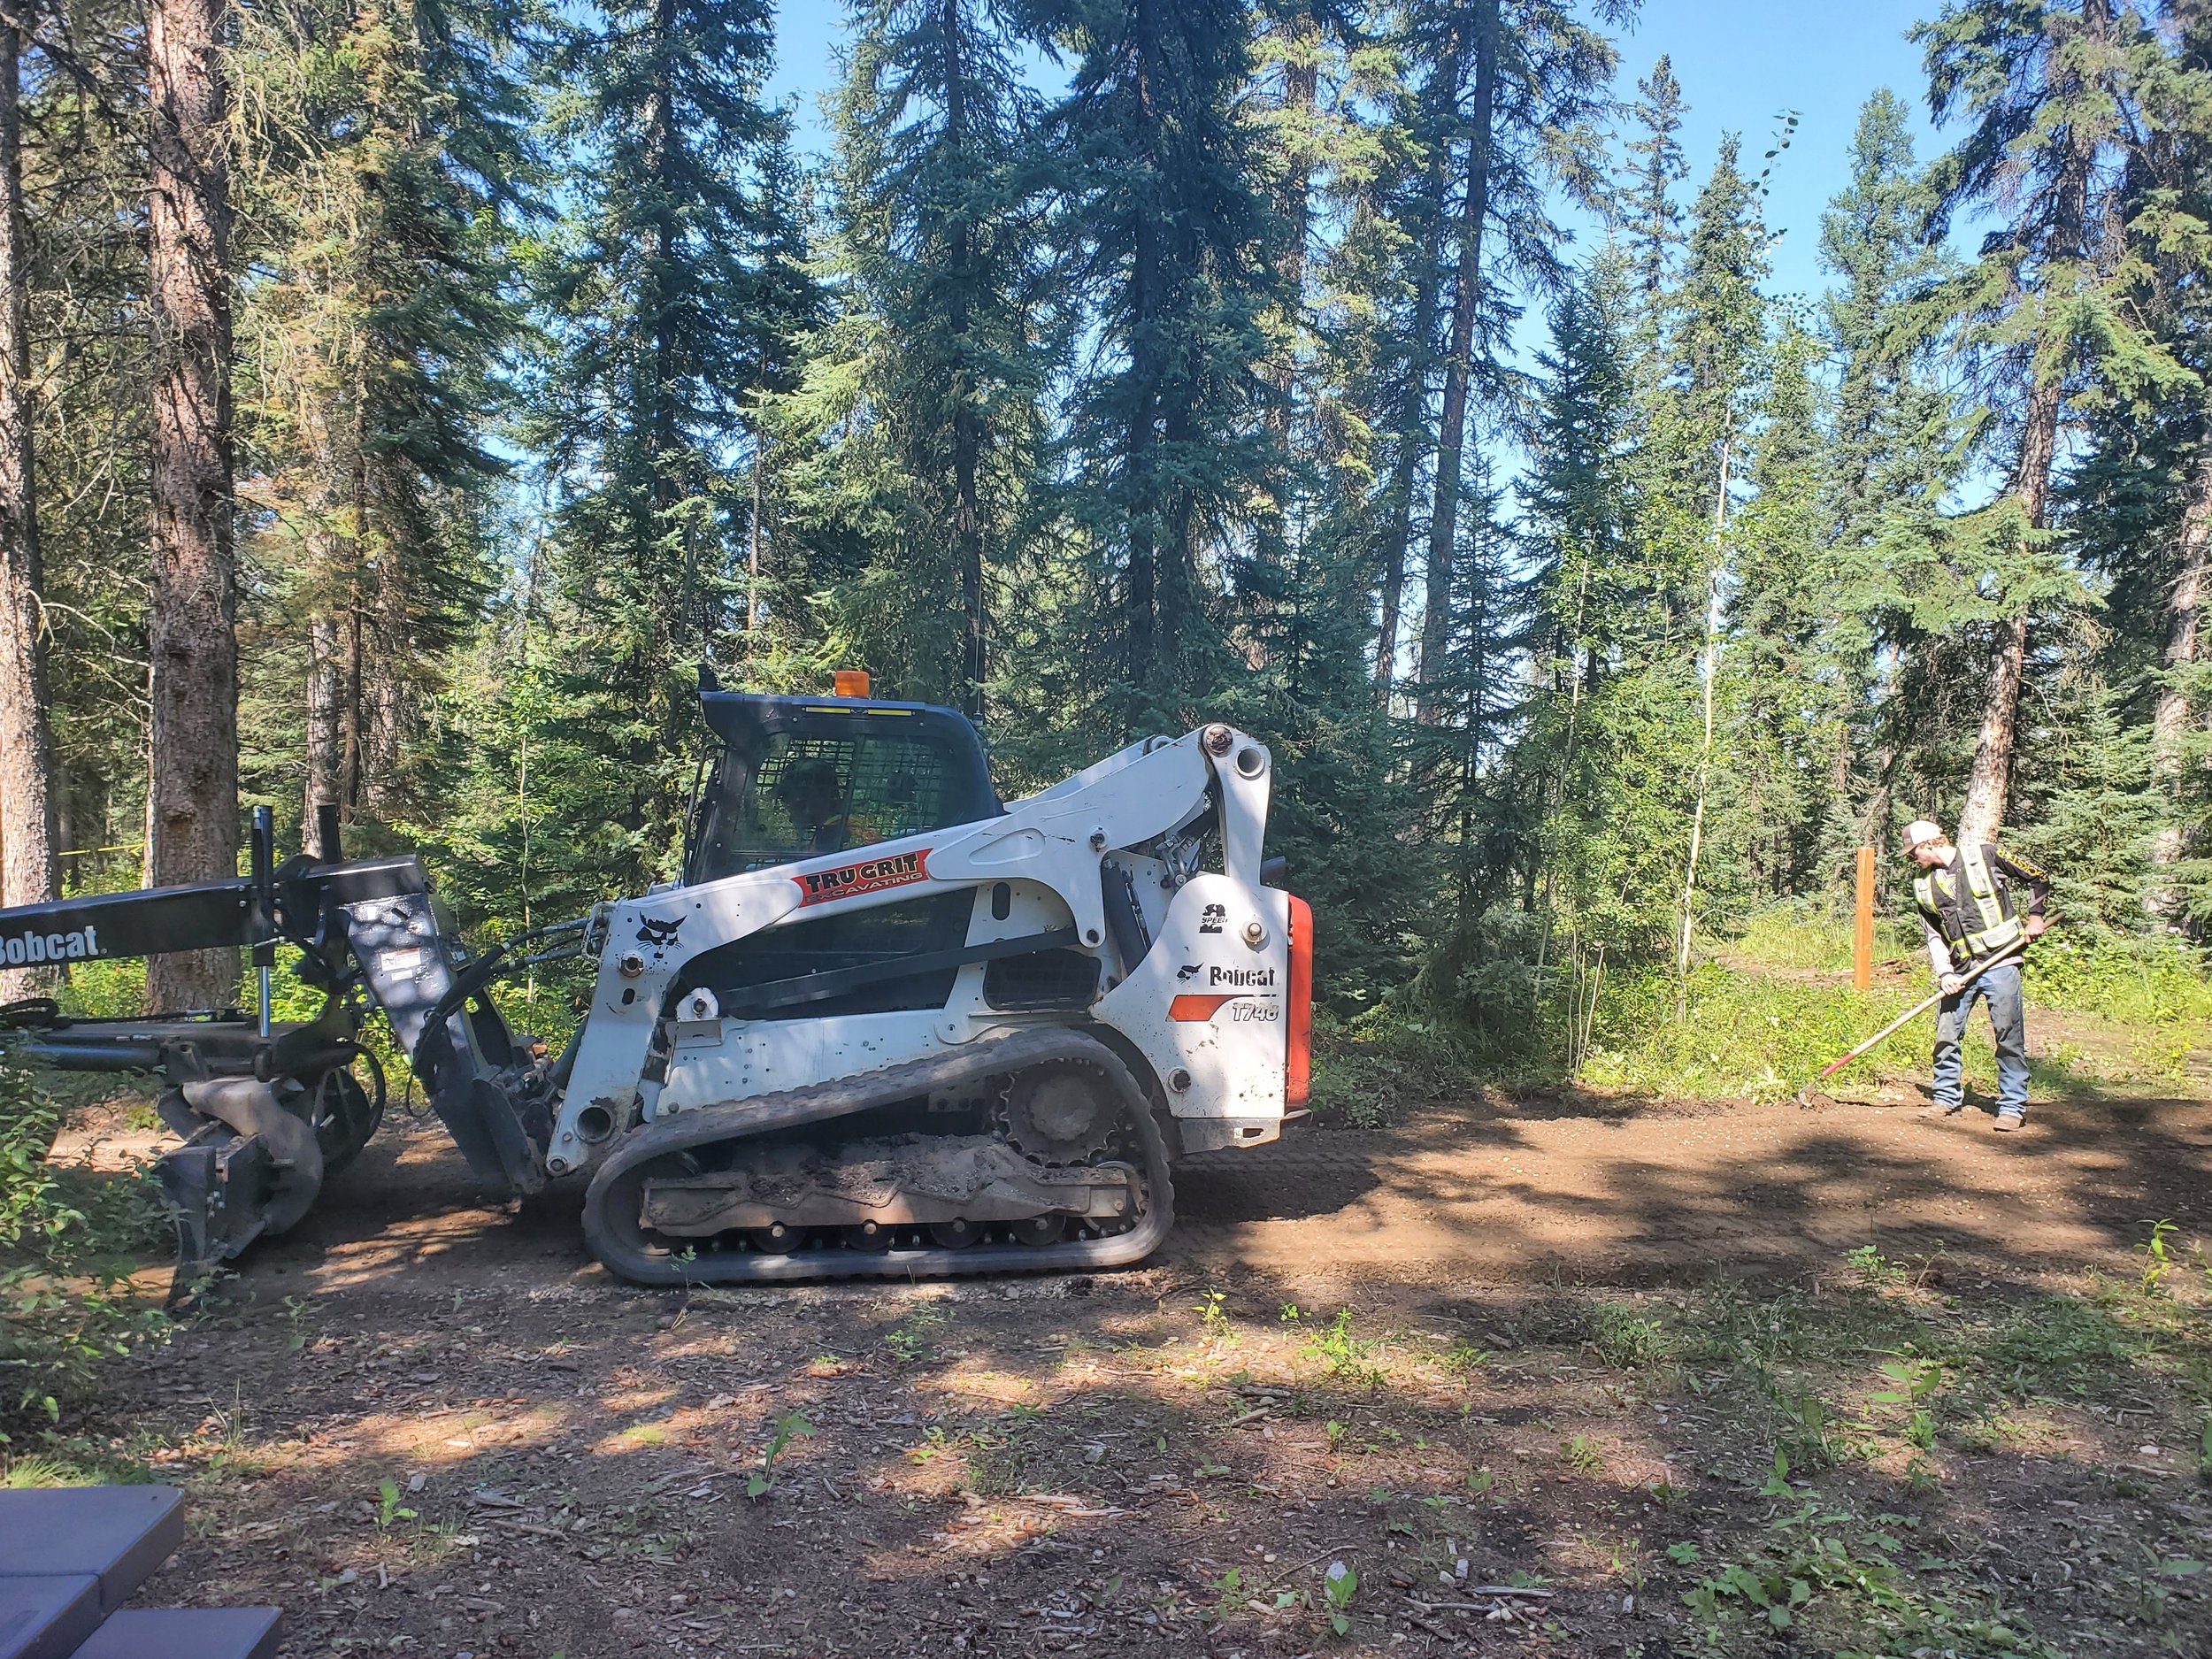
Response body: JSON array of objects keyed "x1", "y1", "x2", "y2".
[
  {"x1": 1123, "y1": 0, "x2": 1162, "y2": 704},
  {"x1": 944, "y1": 0, "x2": 987, "y2": 719},
  {"x1": 145, "y1": 0, "x2": 240, "y2": 1011},
  {"x1": 1414, "y1": 0, "x2": 1498, "y2": 726},
  {"x1": 2148, "y1": 434, "x2": 2209, "y2": 886},
  {"x1": 1957, "y1": 378, "x2": 2057, "y2": 849},
  {"x1": 0, "y1": 10, "x2": 56, "y2": 996},
  {"x1": 1372, "y1": 31, "x2": 1463, "y2": 702},
  {"x1": 303, "y1": 611, "x2": 341, "y2": 828}
]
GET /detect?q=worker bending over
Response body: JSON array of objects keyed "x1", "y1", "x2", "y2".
[{"x1": 1903, "y1": 820, "x2": 2053, "y2": 1131}]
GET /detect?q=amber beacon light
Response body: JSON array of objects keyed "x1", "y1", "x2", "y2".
[{"x1": 833, "y1": 669, "x2": 872, "y2": 698}]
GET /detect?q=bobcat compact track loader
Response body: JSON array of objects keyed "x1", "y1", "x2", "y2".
[{"x1": 0, "y1": 680, "x2": 1311, "y2": 1287}]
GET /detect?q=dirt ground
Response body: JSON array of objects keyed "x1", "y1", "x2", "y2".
[{"x1": 39, "y1": 1063, "x2": 2212, "y2": 1658}]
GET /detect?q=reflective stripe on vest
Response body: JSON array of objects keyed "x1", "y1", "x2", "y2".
[{"x1": 1914, "y1": 846, "x2": 2023, "y2": 966}]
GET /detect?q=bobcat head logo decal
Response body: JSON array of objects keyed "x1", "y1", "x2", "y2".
[{"x1": 635, "y1": 916, "x2": 685, "y2": 949}]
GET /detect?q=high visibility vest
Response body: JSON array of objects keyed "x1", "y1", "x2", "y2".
[{"x1": 1913, "y1": 843, "x2": 2024, "y2": 966}]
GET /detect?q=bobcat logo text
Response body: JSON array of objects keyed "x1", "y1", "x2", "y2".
[{"x1": 1, "y1": 924, "x2": 99, "y2": 967}]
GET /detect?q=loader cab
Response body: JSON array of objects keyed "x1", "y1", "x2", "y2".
[
  {"x1": 680, "y1": 691, "x2": 1006, "y2": 1019},
  {"x1": 683, "y1": 692, "x2": 1002, "y2": 886}
]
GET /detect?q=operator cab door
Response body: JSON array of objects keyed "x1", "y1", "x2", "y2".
[{"x1": 680, "y1": 693, "x2": 1002, "y2": 1018}]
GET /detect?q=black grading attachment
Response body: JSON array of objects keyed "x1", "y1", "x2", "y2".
[{"x1": 0, "y1": 804, "x2": 552, "y2": 1297}]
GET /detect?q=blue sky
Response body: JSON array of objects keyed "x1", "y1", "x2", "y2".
[{"x1": 764, "y1": 0, "x2": 1947, "y2": 304}]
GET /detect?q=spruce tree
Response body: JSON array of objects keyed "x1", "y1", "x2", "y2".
[
  {"x1": 2087, "y1": 6, "x2": 2212, "y2": 909},
  {"x1": 1821, "y1": 88, "x2": 1951, "y2": 551},
  {"x1": 526, "y1": 0, "x2": 818, "y2": 899},
  {"x1": 1025, "y1": 0, "x2": 1278, "y2": 739},
  {"x1": 20, "y1": 0, "x2": 151, "y2": 887},
  {"x1": 804, "y1": 0, "x2": 1048, "y2": 718},
  {"x1": 1916, "y1": 0, "x2": 2172, "y2": 846},
  {"x1": 1619, "y1": 54, "x2": 1686, "y2": 303},
  {"x1": 235, "y1": 0, "x2": 534, "y2": 834},
  {"x1": 1407, "y1": 0, "x2": 1621, "y2": 726},
  {"x1": 1521, "y1": 256, "x2": 1632, "y2": 703}
]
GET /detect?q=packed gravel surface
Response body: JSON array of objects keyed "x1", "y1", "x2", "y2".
[{"x1": 48, "y1": 1073, "x2": 2212, "y2": 1657}]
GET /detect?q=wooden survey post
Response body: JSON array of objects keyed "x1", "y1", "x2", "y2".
[{"x1": 1854, "y1": 846, "x2": 1876, "y2": 993}]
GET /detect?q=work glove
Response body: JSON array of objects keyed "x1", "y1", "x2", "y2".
[{"x1": 1940, "y1": 973, "x2": 1965, "y2": 996}]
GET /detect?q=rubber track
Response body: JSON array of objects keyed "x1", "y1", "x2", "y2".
[{"x1": 580, "y1": 1027, "x2": 1174, "y2": 1286}]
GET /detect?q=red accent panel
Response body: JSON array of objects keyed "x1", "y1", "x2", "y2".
[
  {"x1": 1286, "y1": 895, "x2": 1313, "y2": 1107},
  {"x1": 1169, "y1": 994, "x2": 1239, "y2": 1022}
]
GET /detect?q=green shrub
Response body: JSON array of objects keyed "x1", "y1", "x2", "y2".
[
  {"x1": 1588, "y1": 1302, "x2": 1674, "y2": 1370},
  {"x1": 2022, "y1": 934, "x2": 2212, "y2": 1030},
  {"x1": 0, "y1": 1063, "x2": 167, "y2": 1437},
  {"x1": 1309, "y1": 1008, "x2": 1507, "y2": 1126},
  {"x1": 51, "y1": 957, "x2": 147, "y2": 1022}
]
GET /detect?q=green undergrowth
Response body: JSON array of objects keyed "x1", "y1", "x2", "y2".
[
  {"x1": 1572, "y1": 964, "x2": 1918, "y2": 1102},
  {"x1": 1731, "y1": 897, "x2": 1923, "y2": 976},
  {"x1": 1314, "y1": 912, "x2": 2212, "y2": 1124},
  {"x1": 0, "y1": 1062, "x2": 169, "y2": 1440},
  {"x1": 2024, "y1": 934, "x2": 2212, "y2": 1027},
  {"x1": 1315, "y1": 961, "x2": 1930, "y2": 1118}
]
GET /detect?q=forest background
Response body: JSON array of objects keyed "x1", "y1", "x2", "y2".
[{"x1": 0, "y1": 0, "x2": 2208, "y2": 1092}]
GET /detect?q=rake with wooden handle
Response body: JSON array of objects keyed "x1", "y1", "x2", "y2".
[{"x1": 1801, "y1": 939, "x2": 2027, "y2": 1096}]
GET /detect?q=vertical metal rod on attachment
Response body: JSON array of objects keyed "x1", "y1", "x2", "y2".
[
  {"x1": 250, "y1": 805, "x2": 275, "y2": 1038},
  {"x1": 1854, "y1": 846, "x2": 1876, "y2": 994}
]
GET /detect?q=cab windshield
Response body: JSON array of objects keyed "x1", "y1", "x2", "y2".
[{"x1": 686, "y1": 725, "x2": 981, "y2": 882}]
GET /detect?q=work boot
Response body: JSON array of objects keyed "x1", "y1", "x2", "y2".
[
  {"x1": 1918, "y1": 1100, "x2": 1964, "y2": 1120},
  {"x1": 1993, "y1": 1110, "x2": 2027, "y2": 1133}
]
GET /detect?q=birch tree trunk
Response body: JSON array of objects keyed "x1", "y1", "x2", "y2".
[
  {"x1": 1676, "y1": 443, "x2": 1729, "y2": 1004},
  {"x1": 0, "y1": 5, "x2": 56, "y2": 998},
  {"x1": 145, "y1": 0, "x2": 240, "y2": 1011}
]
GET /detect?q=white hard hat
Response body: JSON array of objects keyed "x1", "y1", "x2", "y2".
[{"x1": 1903, "y1": 819, "x2": 1945, "y2": 851}]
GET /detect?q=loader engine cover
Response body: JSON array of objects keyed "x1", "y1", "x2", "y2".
[{"x1": 637, "y1": 1134, "x2": 1138, "y2": 1236}]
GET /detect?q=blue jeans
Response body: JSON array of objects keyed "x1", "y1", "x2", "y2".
[{"x1": 1932, "y1": 960, "x2": 2029, "y2": 1117}]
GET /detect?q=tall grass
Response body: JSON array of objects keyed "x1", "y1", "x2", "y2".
[
  {"x1": 1313, "y1": 960, "x2": 1926, "y2": 1116},
  {"x1": 1574, "y1": 964, "x2": 1917, "y2": 1102},
  {"x1": 1729, "y1": 898, "x2": 1922, "y2": 975}
]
